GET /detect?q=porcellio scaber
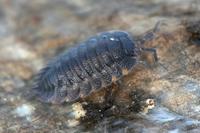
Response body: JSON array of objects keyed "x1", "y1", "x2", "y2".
[{"x1": 32, "y1": 23, "x2": 160, "y2": 104}]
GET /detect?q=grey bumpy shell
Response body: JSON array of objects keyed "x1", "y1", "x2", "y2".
[{"x1": 33, "y1": 31, "x2": 137, "y2": 104}]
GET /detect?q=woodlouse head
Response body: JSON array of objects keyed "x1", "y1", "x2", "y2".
[
  {"x1": 137, "y1": 21, "x2": 163, "y2": 45},
  {"x1": 134, "y1": 21, "x2": 165, "y2": 62}
]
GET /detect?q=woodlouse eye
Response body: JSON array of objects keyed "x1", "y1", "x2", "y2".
[{"x1": 102, "y1": 35, "x2": 107, "y2": 39}]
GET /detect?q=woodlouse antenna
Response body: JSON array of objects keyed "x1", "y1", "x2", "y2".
[
  {"x1": 135, "y1": 21, "x2": 169, "y2": 70},
  {"x1": 138, "y1": 20, "x2": 166, "y2": 45},
  {"x1": 136, "y1": 21, "x2": 166, "y2": 58}
]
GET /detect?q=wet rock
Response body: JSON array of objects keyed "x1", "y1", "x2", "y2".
[
  {"x1": 0, "y1": 0, "x2": 199, "y2": 132},
  {"x1": 14, "y1": 104, "x2": 35, "y2": 121},
  {"x1": 184, "y1": 19, "x2": 200, "y2": 46},
  {"x1": 0, "y1": 37, "x2": 36, "y2": 60},
  {"x1": 68, "y1": 88, "x2": 156, "y2": 127}
]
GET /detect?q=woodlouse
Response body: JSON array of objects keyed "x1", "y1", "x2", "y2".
[{"x1": 32, "y1": 22, "x2": 161, "y2": 104}]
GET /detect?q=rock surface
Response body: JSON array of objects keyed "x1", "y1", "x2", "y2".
[{"x1": 0, "y1": 0, "x2": 199, "y2": 132}]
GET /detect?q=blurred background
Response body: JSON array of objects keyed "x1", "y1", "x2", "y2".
[{"x1": 0, "y1": 0, "x2": 200, "y2": 132}]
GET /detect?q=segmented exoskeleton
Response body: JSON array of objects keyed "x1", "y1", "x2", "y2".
[{"x1": 32, "y1": 22, "x2": 161, "y2": 104}]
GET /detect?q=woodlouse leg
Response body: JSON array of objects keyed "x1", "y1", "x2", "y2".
[
  {"x1": 140, "y1": 48, "x2": 168, "y2": 70},
  {"x1": 141, "y1": 47, "x2": 158, "y2": 62},
  {"x1": 153, "y1": 20, "x2": 165, "y2": 33},
  {"x1": 104, "y1": 83, "x2": 121, "y2": 105},
  {"x1": 136, "y1": 60, "x2": 151, "y2": 68},
  {"x1": 116, "y1": 80, "x2": 123, "y2": 87}
]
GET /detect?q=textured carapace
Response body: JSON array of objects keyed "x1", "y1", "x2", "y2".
[{"x1": 32, "y1": 24, "x2": 159, "y2": 104}]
